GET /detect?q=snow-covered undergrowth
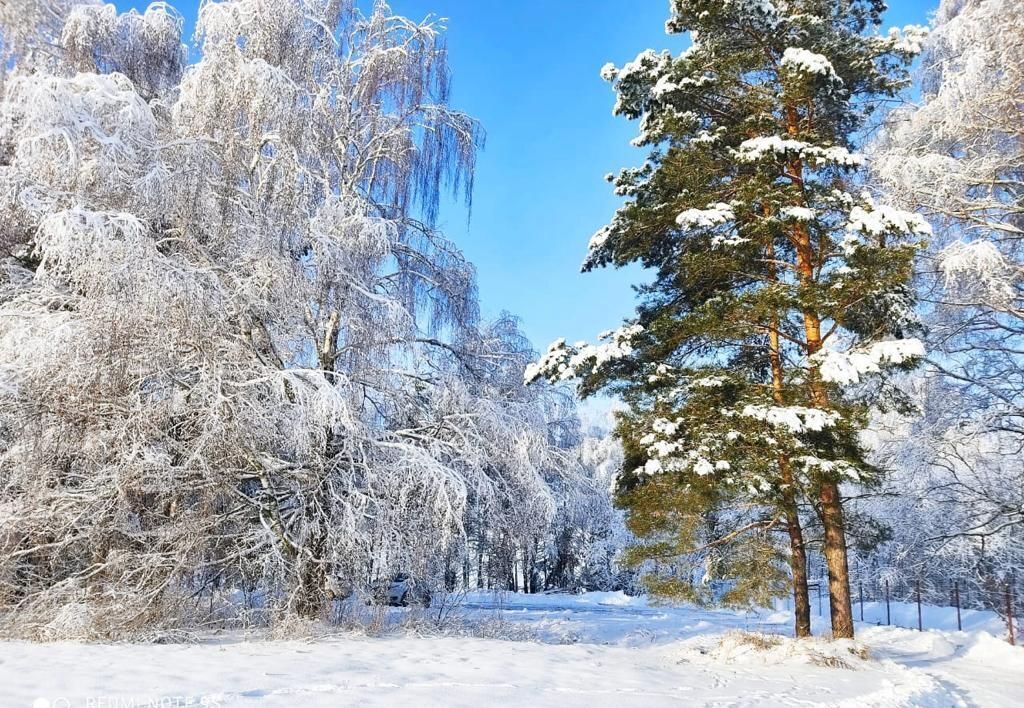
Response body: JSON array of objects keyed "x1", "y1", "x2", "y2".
[{"x1": 2, "y1": 591, "x2": 1019, "y2": 707}]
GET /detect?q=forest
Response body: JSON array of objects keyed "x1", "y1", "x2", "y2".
[{"x1": 0, "y1": 0, "x2": 1020, "y2": 672}]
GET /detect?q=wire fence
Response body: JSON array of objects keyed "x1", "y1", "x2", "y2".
[{"x1": 801, "y1": 575, "x2": 1018, "y2": 645}]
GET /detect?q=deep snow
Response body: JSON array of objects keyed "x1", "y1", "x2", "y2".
[{"x1": 1, "y1": 591, "x2": 1020, "y2": 707}]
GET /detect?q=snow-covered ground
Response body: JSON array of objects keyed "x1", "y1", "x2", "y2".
[{"x1": 1, "y1": 592, "x2": 1020, "y2": 707}]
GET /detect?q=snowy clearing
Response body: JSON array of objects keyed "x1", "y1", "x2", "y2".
[
  {"x1": 1, "y1": 1, "x2": 1023, "y2": 707},
  {"x1": 2, "y1": 591, "x2": 1020, "y2": 708}
]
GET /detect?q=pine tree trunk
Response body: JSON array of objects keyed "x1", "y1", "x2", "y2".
[
  {"x1": 766, "y1": 234, "x2": 813, "y2": 639},
  {"x1": 820, "y1": 481, "x2": 855, "y2": 638},
  {"x1": 784, "y1": 494, "x2": 813, "y2": 638},
  {"x1": 778, "y1": 454, "x2": 812, "y2": 638},
  {"x1": 802, "y1": 330, "x2": 856, "y2": 637},
  {"x1": 785, "y1": 132, "x2": 856, "y2": 639}
]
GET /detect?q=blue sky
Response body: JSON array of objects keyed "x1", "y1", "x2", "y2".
[{"x1": 116, "y1": 0, "x2": 938, "y2": 354}]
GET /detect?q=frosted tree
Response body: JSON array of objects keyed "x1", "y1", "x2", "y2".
[
  {"x1": 541, "y1": 429, "x2": 635, "y2": 592},
  {"x1": 873, "y1": 0, "x2": 1023, "y2": 407},
  {"x1": 61, "y1": 2, "x2": 186, "y2": 98},
  {"x1": 0, "y1": 0, "x2": 569, "y2": 637},
  {"x1": 0, "y1": 0, "x2": 91, "y2": 78},
  {"x1": 862, "y1": 384, "x2": 1024, "y2": 611},
  {"x1": 529, "y1": 0, "x2": 929, "y2": 638},
  {"x1": 871, "y1": 0, "x2": 1023, "y2": 566},
  {"x1": 875, "y1": 0, "x2": 1022, "y2": 259}
]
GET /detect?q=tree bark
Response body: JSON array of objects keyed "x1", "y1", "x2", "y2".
[
  {"x1": 294, "y1": 561, "x2": 325, "y2": 619},
  {"x1": 292, "y1": 530, "x2": 327, "y2": 620},
  {"x1": 476, "y1": 536, "x2": 484, "y2": 589},
  {"x1": 780, "y1": 458, "x2": 813, "y2": 638},
  {"x1": 792, "y1": 226, "x2": 856, "y2": 638},
  {"x1": 793, "y1": 235, "x2": 856, "y2": 638},
  {"x1": 783, "y1": 102, "x2": 856, "y2": 637},
  {"x1": 766, "y1": 230, "x2": 813, "y2": 639},
  {"x1": 819, "y1": 481, "x2": 855, "y2": 637}
]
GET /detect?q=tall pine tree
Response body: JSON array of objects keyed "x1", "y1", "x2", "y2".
[{"x1": 528, "y1": 0, "x2": 929, "y2": 639}]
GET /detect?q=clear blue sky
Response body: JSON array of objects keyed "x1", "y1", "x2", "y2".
[{"x1": 116, "y1": 0, "x2": 937, "y2": 353}]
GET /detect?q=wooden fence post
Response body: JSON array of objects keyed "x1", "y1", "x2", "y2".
[
  {"x1": 954, "y1": 580, "x2": 961, "y2": 632},
  {"x1": 859, "y1": 580, "x2": 864, "y2": 622},
  {"x1": 921, "y1": 581, "x2": 929, "y2": 631},
  {"x1": 885, "y1": 579, "x2": 891, "y2": 626},
  {"x1": 1006, "y1": 582, "x2": 1016, "y2": 646}
]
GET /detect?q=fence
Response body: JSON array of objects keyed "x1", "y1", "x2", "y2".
[{"x1": 801, "y1": 575, "x2": 1018, "y2": 644}]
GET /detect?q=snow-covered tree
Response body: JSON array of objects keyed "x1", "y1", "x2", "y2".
[
  {"x1": 529, "y1": 0, "x2": 930, "y2": 639},
  {"x1": 0, "y1": 0, "x2": 572, "y2": 638},
  {"x1": 0, "y1": 0, "x2": 90, "y2": 79},
  {"x1": 870, "y1": 0, "x2": 1023, "y2": 581},
  {"x1": 860, "y1": 382, "x2": 1024, "y2": 612},
  {"x1": 542, "y1": 429, "x2": 636, "y2": 592}
]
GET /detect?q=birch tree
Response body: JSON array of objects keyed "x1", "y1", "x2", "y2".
[
  {"x1": 869, "y1": 0, "x2": 1024, "y2": 598},
  {"x1": 0, "y1": 0, "x2": 569, "y2": 638}
]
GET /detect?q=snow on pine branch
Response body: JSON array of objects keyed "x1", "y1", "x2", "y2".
[
  {"x1": 810, "y1": 339, "x2": 926, "y2": 386},
  {"x1": 674, "y1": 204, "x2": 750, "y2": 247},
  {"x1": 793, "y1": 455, "x2": 864, "y2": 482},
  {"x1": 735, "y1": 405, "x2": 840, "y2": 433},
  {"x1": 633, "y1": 416, "x2": 732, "y2": 479},
  {"x1": 840, "y1": 196, "x2": 933, "y2": 255},
  {"x1": 525, "y1": 324, "x2": 644, "y2": 385},
  {"x1": 780, "y1": 47, "x2": 839, "y2": 80},
  {"x1": 780, "y1": 206, "x2": 815, "y2": 222},
  {"x1": 666, "y1": 0, "x2": 782, "y2": 33},
  {"x1": 676, "y1": 203, "x2": 735, "y2": 228},
  {"x1": 732, "y1": 136, "x2": 865, "y2": 168}
]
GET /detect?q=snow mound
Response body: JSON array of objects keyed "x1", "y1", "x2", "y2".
[
  {"x1": 678, "y1": 632, "x2": 958, "y2": 707},
  {"x1": 959, "y1": 630, "x2": 1024, "y2": 664},
  {"x1": 589, "y1": 591, "x2": 639, "y2": 606},
  {"x1": 832, "y1": 672, "x2": 960, "y2": 708},
  {"x1": 2, "y1": 595, "x2": 1016, "y2": 707},
  {"x1": 680, "y1": 631, "x2": 873, "y2": 670}
]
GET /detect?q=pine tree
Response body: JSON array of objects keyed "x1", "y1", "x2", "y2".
[{"x1": 528, "y1": 0, "x2": 930, "y2": 639}]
